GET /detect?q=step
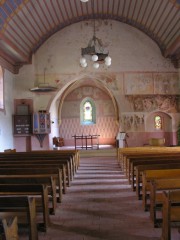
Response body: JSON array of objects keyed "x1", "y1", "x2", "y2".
[{"x1": 80, "y1": 148, "x2": 117, "y2": 157}]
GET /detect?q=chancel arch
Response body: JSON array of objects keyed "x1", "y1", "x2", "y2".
[{"x1": 53, "y1": 77, "x2": 119, "y2": 146}]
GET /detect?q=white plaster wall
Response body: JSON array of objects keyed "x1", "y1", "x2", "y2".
[
  {"x1": 33, "y1": 20, "x2": 175, "y2": 74},
  {"x1": 0, "y1": 70, "x2": 14, "y2": 151},
  {"x1": 12, "y1": 20, "x2": 179, "y2": 147},
  {"x1": 14, "y1": 20, "x2": 177, "y2": 108}
]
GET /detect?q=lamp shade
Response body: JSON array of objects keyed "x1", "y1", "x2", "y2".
[
  {"x1": 93, "y1": 62, "x2": 99, "y2": 69},
  {"x1": 105, "y1": 56, "x2": 111, "y2": 63},
  {"x1": 105, "y1": 60, "x2": 111, "y2": 66},
  {"x1": 80, "y1": 57, "x2": 87, "y2": 65},
  {"x1": 92, "y1": 54, "x2": 98, "y2": 62},
  {"x1": 80, "y1": 0, "x2": 88, "y2": 2},
  {"x1": 81, "y1": 62, "x2": 88, "y2": 68}
]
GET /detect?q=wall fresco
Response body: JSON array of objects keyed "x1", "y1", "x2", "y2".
[
  {"x1": 154, "y1": 73, "x2": 179, "y2": 94},
  {"x1": 126, "y1": 95, "x2": 179, "y2": 113},
  {"x1": 124, "y1": 73, "x2": 154, "y2": 95},
  {"x1": 121, "y1": 114, "x2": 145, "y2": 132},
  {"x1": 99, "y1": 73, "x2": 119, "y2": 91},
  {"x1": 124, "y1": 72, "x2": 179, "y2": 95},
  {"x1": 65, "y1": 86, "x2": 111, "y2": 101}
]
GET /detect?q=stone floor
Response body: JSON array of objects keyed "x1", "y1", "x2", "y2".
[{"x1": 20, "y1": 156, "x2": 179, "y2": 240}]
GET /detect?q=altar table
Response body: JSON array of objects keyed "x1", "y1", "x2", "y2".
[{"x1": 72, "y1": 134, "x2": 100, "y2": 150}]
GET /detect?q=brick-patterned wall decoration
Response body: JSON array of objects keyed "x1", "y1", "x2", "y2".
[{"x1": 60, "y1": 117, "x2": 118, "y2": 144}]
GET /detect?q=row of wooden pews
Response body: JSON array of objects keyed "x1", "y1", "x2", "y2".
[
  {"x1": 118, "y1": 146, "x2": 180, "y2": 240},
  {"x1": 0, "y1": 149, "x2": 79, "y2": 240}
]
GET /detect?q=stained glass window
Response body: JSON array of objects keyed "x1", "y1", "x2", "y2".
[
  {"x1": 155, "y1": 115, "x2": 162, "y2": 130},
  {"x1": 80, "y1": 98, "x2": 96, "y2": 125},
  {"x1": 83, "y1": 101, "x2": 92, "y2": 121}
]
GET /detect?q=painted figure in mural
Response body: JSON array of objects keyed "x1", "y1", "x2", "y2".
[
  {"x1": 156, "y1": 96, "x2": 177, "y2": 113},
  {"x1": 133, "y1": 97, "x2": 143, "y2": 111},
  {"x1": 143, "y1": 98, "x2": 153, "y2": 111}
]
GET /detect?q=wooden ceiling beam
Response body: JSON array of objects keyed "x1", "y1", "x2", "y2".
[
  {"x1": 164, "y1": 36, "x2": 180, "y2": 57},
  {"x1": 0, "y1": 34, "x2": 30, "y2": 63}
]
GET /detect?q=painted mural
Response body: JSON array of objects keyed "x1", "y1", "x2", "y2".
[
  {"x1": 121, "y1": 114, "x2": 145, "y2": 132},
  {"x1": 126, "y1": 95, "x2": 178, "y2": 113},
  {"x1": 124, "y1": 73, "x2": 154, "y2": 95},
  {"x1": 154, "y1": 73, "x2": 179, "y2": 94},
  {"x1": 124, "y1": 72, "x2": 179, "y2": 95}
]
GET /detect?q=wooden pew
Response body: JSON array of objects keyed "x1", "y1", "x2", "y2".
[
  {"x1": 1, "y1": 216, "x2": 19, "y2": 240},
  {"x1": 0, "y1": 184, "x2": 50, "y2": 232},
  {"x1": 0, "y1": 196, "x2": 38, "y2": 240},
  {"x1": 127, "y1": 155, "x2": 180, "y2": 184},
  {"x1": 161, "y1": 190, "x2": 180, "y2": 240},
  {"x1": 5, "y1": 150, "x2": 80, "y2": 174},
  {"x1": 0, "y1": 161, "x2": 68, "y2": 194},
  {"x1": 129, "y1": 157, "x2": 180, "y2": 190},
  {"x1": 0, "y1": 154, "x2": 71, "y2": 186},
  {"x1": 124, "y1": 152, "x2": 180, "y2": 175},
  {"x1": 0, "y1": 168, "x2": 63, "y2": 207},
  {"x1": 141, "y1": 168, "x2": 180, "y2": 210},
  {"x1": 0, "y1": 174, "x2": 57, "y2": 213},
  {"x1": 32, "y1": 149, "x2": 80, "y2": 169},
  {"x1": 149, "y1": 178, "x2": 180, "y2": 227},
  {"x1": 0, "y1": 154, "x2": 72, "y2": 186},
  {"x1": 118, "y1": 147, "x2": 180, "y2": 171},
  {"x1": 134, "y1": 163, "x2": 180, "y2": 200}
]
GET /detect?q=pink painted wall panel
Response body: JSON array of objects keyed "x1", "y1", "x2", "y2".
[
  {"x1": 60, "y1": 117, "x2": 118, "y2": 145},
  {"x1": 127, "y1": 131, "x2": 174, "y2": 147}
]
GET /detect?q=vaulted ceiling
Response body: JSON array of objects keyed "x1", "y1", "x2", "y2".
[{"x1": 0, "y1": 0, "x2": 180, "y2": 74}]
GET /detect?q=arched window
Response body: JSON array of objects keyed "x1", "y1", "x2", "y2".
[
  {"x1": 0, "y1": 66, "x2": 4, "y2": 110},
  {"x1": 80, "y1": 98, "x2": 96, "y2": 125},
  {"x1": 83, "y1": 101, "x2": 92, "y2": 122},
  {"x1": 154, "y1": 115, "x2": 162, "y2": 130}
]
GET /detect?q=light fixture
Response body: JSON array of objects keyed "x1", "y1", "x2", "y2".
[
  {"x1": 80, "y1": 0, "x2": 111, "y2": 69},
  {"x1": 30, "y1": 68, "x2": 58, "y2": 92}
]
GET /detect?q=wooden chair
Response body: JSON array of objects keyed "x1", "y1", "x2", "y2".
[{"x1": 53, "y1": 137, "x2": 64, "y2": 147}]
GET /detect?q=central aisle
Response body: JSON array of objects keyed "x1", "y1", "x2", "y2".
[{"x1": 37, "y1": 156, "x2": 163, "y2": 240}]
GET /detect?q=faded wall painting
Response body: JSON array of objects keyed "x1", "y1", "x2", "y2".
[
  {"x1": 99, "y1": 73, "x2": 119, "y2": 91},
  {"x1": 62, "y1": 86, "x2": 115, "y2": 118},
  {"x1": 154, "y1": 73, "x2": 179, "y2": 95},
  {"x1": 124, "y1": 72, "x2": 179, "y2": 95},
  {"x1": 124, "y1": 73, "x2": 154, "y2": 95},
  {"x1": 121, "y1": 114, "x2": 145, "y2": 132},
  {"x1": 126, "y1": 95, "x2": 178, "y2": 113}
]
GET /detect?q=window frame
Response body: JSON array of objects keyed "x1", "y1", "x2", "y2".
[{"x1": 80, "y1": 97, "x2": 96, "y2": 125}]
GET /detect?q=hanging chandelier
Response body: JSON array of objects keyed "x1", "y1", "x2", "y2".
[{"x1": 80, "y1": 0, "x2": 111, "y2": 69}]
